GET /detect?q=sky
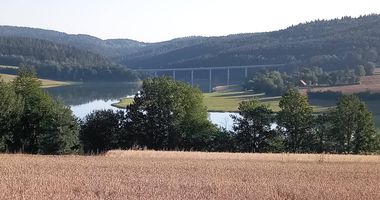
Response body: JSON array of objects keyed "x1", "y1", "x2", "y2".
[{"x1": 0, "y1": 0, "x2": 379, "y2": 42}]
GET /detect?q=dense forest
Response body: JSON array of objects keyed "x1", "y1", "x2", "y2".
[
  {"x1": 1, "y1": 14, "x2": 380, "y2": 80},
  {"x1": 118, "y1": 15, "x2": 380, "y2": 69},
  {"x1": 0, "y1": 37, "x2": 138, "y2": 81}
]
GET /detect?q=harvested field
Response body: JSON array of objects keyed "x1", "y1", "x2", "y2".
[{"x1": 1, "y1": 151, "x2": 380, "y2": 200}]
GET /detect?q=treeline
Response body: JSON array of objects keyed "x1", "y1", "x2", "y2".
[
  {"x1": 1, "y1": 74, "x2": 379, "y2": 154},
  {"x1": 0, "y1": 37, "x2": 138, "y2": 81},
  {"x1": 244, "y1": 66, "x2": 375, "y2": 95},
  {"x1": 80, "y1": 86, "x2": 380, "y2": 154}
]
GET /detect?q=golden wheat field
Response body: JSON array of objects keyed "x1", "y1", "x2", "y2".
[{"x1": 1, "y1": 151, "x2": 380, "y2": 200}]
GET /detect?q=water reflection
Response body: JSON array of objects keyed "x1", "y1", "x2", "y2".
[
  {"x1": 45, "y1": 82, "x2": 140, "y2": 106},
  {"x1": 70, "y1": 99, "x2": 122, "y2": 119}
]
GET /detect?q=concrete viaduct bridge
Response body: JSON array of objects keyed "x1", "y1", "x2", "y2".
[{"x1": 133, "y1": 64, "x2": 286, "y2": 92}]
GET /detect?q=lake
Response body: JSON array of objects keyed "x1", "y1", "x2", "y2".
[{"x1": 45, "y1": 83, "x2": 238, "y2": 130}]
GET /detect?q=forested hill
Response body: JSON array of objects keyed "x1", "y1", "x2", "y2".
[
  {"x1": 119, "y1": 15, "x2": 380, "y2": 69},
  {"x1": 1, "y1": 14, "x2": 380, "y2": 72},
  {"x1": 0, "y1": 36, "x2": 138, "y2": 82},
  {"x1": 0, "y1": 26, "x2": 144, "y2": 57},
  {"x1": 0, "y1": 36, "x2": 110, "y2": 67}
]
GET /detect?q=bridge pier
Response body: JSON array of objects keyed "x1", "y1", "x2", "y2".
[
  {"x1": 227, "y1": 68, "x2": 230, "y2": 86},
  {"x1": 209, "y1": 69, "x2": 212, "y2": 92},
  {"x1": 173, "y1": 70, "x2": 176, "y2": 80},
  {"x1": 191, "y1": 70, "x2": 194, "y2": 87},
  {"x1": 245, "y1": 67, "x2": 248, "y2": 78}
]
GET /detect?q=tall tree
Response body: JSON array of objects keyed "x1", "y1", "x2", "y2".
[
  {"x1": 6, "y1": 68, "x2": 79, "y2": 154},
  {"x1": 329, "y1": 95, "x2": 378, "y2": 154},
  {"x1": 232, "y1": 100, "x2": 276, "y2": 152},
  {"x1": 125, "y1": 77, "x2": 215, "y2": 150},
  {"x1": 277, "y1": 89, "x2": 314, "y2": 152}
]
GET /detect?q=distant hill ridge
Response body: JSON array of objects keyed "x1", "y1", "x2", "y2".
[{"x1": 1, "y1": 14, "x2": 380, "y2": 72}]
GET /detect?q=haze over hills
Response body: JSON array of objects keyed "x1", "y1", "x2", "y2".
[
  {"x1": 0, "y1": 26, "x2": 145, "y2": 58},
  {"x1": 0, "y1": 14, "x2": 379, "y2": 81}
]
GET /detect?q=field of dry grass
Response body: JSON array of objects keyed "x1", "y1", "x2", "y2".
[
  {"x1": 1, "y1": 151, "x2": 380, "y2": 200},
  {"x1": 0, "y1": 73, "x2": 72, "y2": 88}
]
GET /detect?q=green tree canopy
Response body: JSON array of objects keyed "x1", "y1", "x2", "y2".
[
  {"x1": 80, "y1": 109, "x2": 125, "y2": 153},
  {"x1": 277, "y1": 89, "x2": 314, "y2": 152},
  {"x1": 232, "y1": 99, "x2": 277, "y2": 152},
  {"x1": 125, "y1": 77, "x2": 216, "y2": 150},
  {"x1": 329, "y1": 95, "x2": 378, "y2": 154},
  {"x1": 2, "y1": 68, "x2": 79, "y2": 154}
]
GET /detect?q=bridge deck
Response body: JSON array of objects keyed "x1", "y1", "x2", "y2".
[{"x1": 132, "y1": 64, "x2": 286, "y2": 72}]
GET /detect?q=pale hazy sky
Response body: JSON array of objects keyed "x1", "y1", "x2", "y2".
[{"x1": 0, "y1": 0, "x2": 379, "y2": 42}]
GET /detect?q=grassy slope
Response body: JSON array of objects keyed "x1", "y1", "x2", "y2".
[
  {"x1": 0, "y1": 73, "x2": 73, "y2": 88},
  {"x1": 1, "y1": 151, "x2": 380, "y2": 199}
]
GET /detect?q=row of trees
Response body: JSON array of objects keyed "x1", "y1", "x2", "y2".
[
  {"x1": 244, "y1": 65, "x2": 375, "y2": 96},
  {"x1": 234, "y1": 89, "x2": 380, "y2": 153},
  {"x1": 80, "y1": 78, "x2": 380, "y2": 154},
  {"x1": 1, "y1": 73, "x2": 379, "y2": 154}
]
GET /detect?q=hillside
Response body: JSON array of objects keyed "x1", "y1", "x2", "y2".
[
  {"x1": 0, "y1": 36, "x2": 110, "y2": 67},
  {"x1": 0, "y1": 37, "x2": 138, "y2": 82},
  {"x1": 0, "y1": 26, "x2": 145, "y2": 57},
  {"x1": 1, "y1": 14, "x2": 380, "y2": 73},
  {"x1": 118, "y1": 15, "x2": 380, "y2": 69}
]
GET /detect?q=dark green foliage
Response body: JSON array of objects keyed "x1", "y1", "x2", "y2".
[
  {"x1": 2, "y1": 15, "x2": 380, "y2": 72},
  {"x1": 0, "y1": 26, "x2": 144, "y2": 58},
  {"x1": 118, "y1": 15, "x2": 380, "y2": 69},
  {"x1": 0, "y1": 37, "x2": 109, "y2": 67},
  {"x1": 313, "y1": 113, "x2": 335, "y2": 153},
  {"x1": 0, "y1": 80, "x2": 23, "y2": 151},
  {"x1": 80, "y1": 110, "x2": 125, "y2": 153},
  {"x1": 0, "y1": 69, "x2": 79, "y2": 154},
  {"x1": 328, "y1": 95, "x2": 378, "y2": 154},
  {"x1": 232, "y1": 100, "x2": 276, "y2": 152},
  {"x1": 208, "y1": 129, "x2": 236, "y2": 152},
  {"x1": 245, "y1": 71, "x2": 287, "y2": 95},
  {"x1": 0, "y1": 37, "x2": 138, "y2": 82},
  {"x1": 277, "y1": 89, "x2": 315, "y2": 152},
  {"x1": 125, "y1": 77, "x2": 216, "y2": 150}
]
